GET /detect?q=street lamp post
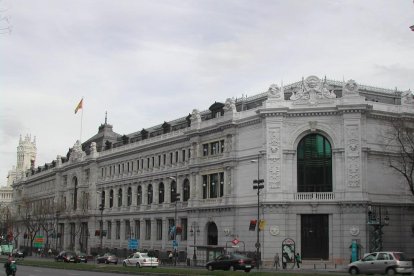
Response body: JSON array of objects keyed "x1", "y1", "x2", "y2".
[
  {"x1": 252, "y1": 153, "x2": 264, "y2": 270},
  {"x1": 190, "y1": 222, "x2": 200, "y2": 265},
  {"x1": 367, "y1": 205, "x2": 389, "y2": 252},
  {"x1": 55, "y1": 210, "x2": 60, "y2": 251}
]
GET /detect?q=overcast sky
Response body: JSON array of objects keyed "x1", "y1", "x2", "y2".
[{"x1": 0, "y1": 0, "x2": 413, "y2": 185}]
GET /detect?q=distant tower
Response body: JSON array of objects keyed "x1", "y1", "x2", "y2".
[{"x1": 7, "y1": 134, "x2": 37, "y2": 186}]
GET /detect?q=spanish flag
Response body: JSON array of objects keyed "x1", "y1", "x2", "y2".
[{"x1": 75, "y1": 98, "x2": 83, "y2": 114}]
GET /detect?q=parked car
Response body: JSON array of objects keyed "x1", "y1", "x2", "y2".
[
  {"x1": 96, "y1": 253, "x2": 118, "y2": 264},
  {"x1": 206, "y1": 253, "x2": 255, "y2": 272},
  {"x1": 122, "y1": 252, "x2": 159, "y2": 268},
  {"x1": 74, "y1": 252, "x2": 88, "y2": 263},
  {"x1": 348, "y1": 252, "x2": 413, "y2": 275},
  {"x1": 55, "y1": 251, "x2": 77, "y2": 263},
  {"x1": 12, "y1": 249, "x2": 26, "y2": 258}
]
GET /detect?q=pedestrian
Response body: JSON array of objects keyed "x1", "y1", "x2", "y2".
[
  {"x1": 48, "y1": 248, "x2": 52, "y2": 257},
  {"x1": 273, "y1": 253, "x2": 280, "y2": 270},
  {"x1": 295, "y1": 252, "x2": 301, "y2": 268},
  {"x1": 168, "y1": 252, "x2": 173, "y2": 264}
]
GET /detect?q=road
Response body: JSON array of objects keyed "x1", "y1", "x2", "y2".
[{"x1": 0, "y1": 265, "x2": 133, "y2": 276}]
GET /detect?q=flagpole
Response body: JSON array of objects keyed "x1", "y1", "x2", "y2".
[{"x1": 80, "y1": 98, "x2": 83, "y2": 142}]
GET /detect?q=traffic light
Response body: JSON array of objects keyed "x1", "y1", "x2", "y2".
[{"x1": 249, "y1": 220, "x2": 257, "y2": 231}]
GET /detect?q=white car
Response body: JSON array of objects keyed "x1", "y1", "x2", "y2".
[{"x1": 122, "y1": 252, "x2": 159, "y2": 268}]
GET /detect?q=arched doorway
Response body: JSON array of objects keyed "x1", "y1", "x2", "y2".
[{"x1": 207, "y1": 222, "x2": 218, "y2": 245}]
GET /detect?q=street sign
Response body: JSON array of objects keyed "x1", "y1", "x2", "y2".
[
  {"x1": 34, "y1": 235, "x2": 44, "y2": 248},
  {"x1": 128, "y1": 239, "x2": 139, "y2": 250},
  {"x1": 232, "y1": 238, "x2": 240, "y2": 245}
]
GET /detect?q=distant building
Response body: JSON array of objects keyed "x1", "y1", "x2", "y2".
[{"x1": 11, "y1": 76, "x2": 414, "y2": 267}]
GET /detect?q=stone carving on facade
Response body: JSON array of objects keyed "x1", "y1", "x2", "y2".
[
  {"x1": 309, "y1": 121, "x2": 318, "y2": 132},
  {"x1": 90, "y1": 142, "x2": 97, "y2": 154},
  {"x1": 346, "y1": 126, "x2": 361, "y2": 187},
  {"x1": 69, "y1": 140, "x2": 85, "y2": 162},
  {"x1": 402, "y1": 89, "x2": 414, "y2": 105},
  {"x1": 269, "y1": 225, "x2": 280, "y2": 236},
  {"x1": 290, "y1": 75, "x2": 336, "y2": 105},
  {"x1": 190, "y1": 109, "x2": 201, "y2": 123},
  {"x1": 268, "y1": 129, "x2": 281, "y2": 188},
  {"x1": 223, "y1": 98, "x2": 236, "y2": 113},
  {"x1": 343, "y1": 79, "x2": 359, "y2": 95},
  {"x1": 350, "y1": 225, "x2": 360, "y2": 236},
  {"x1": 267, "y1": 84, "x2": 282, "y2": 99}
]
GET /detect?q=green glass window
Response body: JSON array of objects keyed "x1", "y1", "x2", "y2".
[{"x1": 297, "y1": 134, "x2": 332, "y2": 192}]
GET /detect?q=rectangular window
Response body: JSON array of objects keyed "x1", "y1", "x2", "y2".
[
  {"x1": 145, "y1": 220, "x2": 151, "y2": 240},
  {"x1": 168, "y1": 219, "x2": 175, "y2": 240},
  {"x1": 134, "y1": 220, "x2": 140, "y2": 240},
  {"x1": 202, "y1": 172, "x2": 224, "y2": 199},
  {"x1": 211, "y1": 141, "x2": 220, "y2": 155},
  {"x1": 101, "y1": 168, "x2": 104, "y2": 177},
  {"x1": 181, "y1": 218, "x2": 188, "y2": 241},
  {"x1": 175, "y1": 151, "x2": 179, "y2": 163},
  {"x1": 170, "y1": 152, "x2": 173, "y2": 164},
  {"x1": 188, "y1": 148, "x2": 191, "y2": 159},
  {"x1": 163, "y1": 154, "x2": 166, "y2": 165},
  {"x1": 152, "y1": 156, "x2": 155, "y2": 167},
  {"x1": 220, "y1": 140, "x2": 225, "y2": 153},
  {"x1": 116, "y1": 221, "x2": 121, "y2": 240},
  {"x1": 158, "y1": 155, "x2": 161, "y2": 167},
  {"x1": 203, "y1": 144, "x2": 208, "y2": 156},
  {"x1": 156, "y1": 219, "x2": 162, "y2": 240},
  {"x1": 125, "y1": 220, "x2": 131, "y2": 240},
  {"x1": 147, "y1": 158, "x2": 150, "y2": 168},
  {"x1": 182, "y1": 150, "x2": 186, "y2": 162},
  {"x1": 107, "y1": 221, "x2": 112, "y2": 239}
]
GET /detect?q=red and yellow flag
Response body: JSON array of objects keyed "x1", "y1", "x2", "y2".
[{"x1": 75, "y1": 98, "x2": 83, "y2": 114}]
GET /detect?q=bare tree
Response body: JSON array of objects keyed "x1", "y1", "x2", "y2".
[{"x1": 386, "y1": 119, "x2": 414, "y2": 196}]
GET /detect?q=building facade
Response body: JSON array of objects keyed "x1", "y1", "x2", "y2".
[{"x1": 11, "y1": 76, "x2": 414, "y2": 266}]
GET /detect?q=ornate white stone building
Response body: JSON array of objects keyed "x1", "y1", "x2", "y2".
[{"x1": 11, "y1": 76, "x2": 414, "y2": 266}]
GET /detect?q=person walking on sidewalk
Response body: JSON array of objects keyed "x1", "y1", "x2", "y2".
[
  {"x1": 295, "y1": 253, "x2": 301, "y2": 268},
  {"x1": 273, "y1": 253, "x2": 280, "y2": 270}
]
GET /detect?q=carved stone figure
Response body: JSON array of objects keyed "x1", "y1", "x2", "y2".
[
  {"x1": 290, "y1": 76, "x2": 336, "y2": 102},
  {"x1": 190, "y1": 109, "x2": 201, "y2": 122},
  {"x1": 343, "y1": 79, "x2": 359, "y2": 95},
  {"x1": 69, "y1": 140, "x2": 85, "y2": 162},
  {"x1": 402, "y1": 89, "x2": 413, "y2": 105},
  {"x1": 224, "y1": 98, "x2": 236, "y2": 112},
  {"x1": 268, "y1": 84, "x2": 282, "y2": 99}
]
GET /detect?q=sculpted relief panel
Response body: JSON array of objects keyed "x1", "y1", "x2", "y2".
[
  {"x1": 346, "y1": 125, "x2": 361, "y2": 187},
  {"x1": 268, "y1": 128, "x2": 281, "y2": 189}
]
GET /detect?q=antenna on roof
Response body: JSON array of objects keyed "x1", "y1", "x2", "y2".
[{"x1": 105, "y1": 111, "x2": 108, "y2": 124}]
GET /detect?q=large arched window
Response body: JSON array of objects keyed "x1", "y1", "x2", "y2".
[
  {"x1": 159, "y1": 183, "x2": 164, "y2": 204},
  {"x1": 170, "y1": 181, "x2": 178, "y2": 202},
  {"x1": 297, "y1": 133, "x2": 332, "y2": 192},
  {"x1": 73, "y1": 177, "x2": 78, "y2": 210},
  {"x1": 117, "y1": 188, "x2": 123, "y2": 207},
  {"x1": 147, "y1": 184, "x2": 153, "y2": 204},
  {"x1": 109, "y1": 189, "x2": 114, "y2": 208},
  {"x1": 183, "y1": 179, "x2": 190, "y2": 202},
  {"x1": 137, "y1": 186, "x2": 142, "y2": 205},
  {"x1": 127, "y1": 187, "x2": 132, "y2": 206}
]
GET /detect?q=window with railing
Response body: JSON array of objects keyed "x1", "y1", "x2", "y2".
[
  {"x1": 109, "y1": 189, "x2": 114, "y2": 208},
  {"x1": 202, "y1": 140, "x2": 225, "y2": 157},
  {"x1": 147, "y1": 184, "x2": 153, "y2": 204},
  {"x1": 117, "y1": 188, "x2": 122, "y2": 207},
  {"x1": 137, "y1": 186, "x2": 142, "y2": 205},
  {"x1": 297, "y1": 134, "x2": 332, "y2": 192},
  {"x1": 202, "y1": 172, "x2": 224, "y2": 199}
]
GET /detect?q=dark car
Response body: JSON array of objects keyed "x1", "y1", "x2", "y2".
[
  {"x1": 206, "y1": 253, "x2": 255, "y2": 272},
  {"x1": 55, "y1": 251, "x2": 77, "y2": 262},
  {"x1": 74, "y1": 252, "x2": 88, "y2": 263},
  {"x1": 12, "y1": 249, "x2": 26, "y2": 258},
  {"x1": 96, "y1": 253, "x2": 118, "y2": 264}
]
